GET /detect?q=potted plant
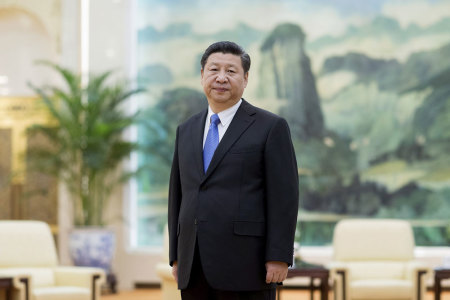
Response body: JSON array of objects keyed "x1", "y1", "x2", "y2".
[{"x1": 27, "y1": 62, "x2": 143, "y2": 281}]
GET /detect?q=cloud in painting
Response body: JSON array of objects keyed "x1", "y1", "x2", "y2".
[
  {"x1": 137, "y1": 0, "x2": 366, "y2": 40},
  {"x1": 382, "y1": 0, "x2": 450, "y2": 28}
]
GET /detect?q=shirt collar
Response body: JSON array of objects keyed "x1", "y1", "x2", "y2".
[{"x1": 207, "y1": 99, "x2": 242, "y2": 127}]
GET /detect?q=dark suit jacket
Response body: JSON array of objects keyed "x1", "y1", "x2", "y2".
[{"x1": 168, "y1": 99, "x2": 299, "y2": 291}]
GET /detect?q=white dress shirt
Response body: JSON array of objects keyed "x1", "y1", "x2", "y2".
[{"x1": 203, "y1": 99, "x2": 242, "y2": 148}]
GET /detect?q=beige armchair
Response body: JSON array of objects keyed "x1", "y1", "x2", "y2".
[
  {"x1": 329, "y1": 219, "x2": 430, "y2": 300},
  {"x1": 0, "y1": 220, "x2": 105, "y2": 300},
  {"x1": 156, "y1": 225, "x2": 180, "y2": 300}
]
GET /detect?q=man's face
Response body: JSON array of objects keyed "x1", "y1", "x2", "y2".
[{"x1": 201, "y1": 52, "x2": 248, "y2": 111}]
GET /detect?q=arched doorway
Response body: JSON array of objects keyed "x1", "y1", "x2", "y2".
[{"x1": 0, "y1": 6, "x2": 58, "y2": 225}]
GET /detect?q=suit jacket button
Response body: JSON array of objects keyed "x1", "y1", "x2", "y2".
[
  {"x1": 200, "y1": 185, "x2": 207, "y2": 191},
  {"x1": 194, "y1": 219, "x2": 198, "y2": 225}
]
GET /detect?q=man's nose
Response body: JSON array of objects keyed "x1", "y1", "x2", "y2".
[{"x1": 216, "y1": 71, "x2": 228, "y2": 82}]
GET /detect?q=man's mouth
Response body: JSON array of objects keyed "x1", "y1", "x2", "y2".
[{"x1": 213, "y1": 87, "x2": 228, "y2": 92}]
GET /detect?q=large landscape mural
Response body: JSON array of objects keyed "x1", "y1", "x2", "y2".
[{"x1": 135, "y1": 0, "x2": 450, "y2": 247}]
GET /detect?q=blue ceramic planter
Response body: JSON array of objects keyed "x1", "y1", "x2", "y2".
[{"x1": 69, "y1": 228, "x2": 115, "y2": 273}]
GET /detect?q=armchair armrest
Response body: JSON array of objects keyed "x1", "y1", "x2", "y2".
[
  {"x1": 54, "y1": 266, "x2": 105, "y2": 286},
  {"x1": 327, "y1": 262, "x2": 350, "y2": 300},
  {"x1": 405, "y1": 261, "x2": 431, "y2": 300},
  {"x1": 54, "y1": 266, "x2": 105, "y2": 300},
  {"x1": 328, "y1": 262, "x2": 348, "y2": 273},
  {"x1": 405, "y1": 261, "x2": 430, "y2": 279},
  {"x1": 156, "y1": 263, "x2": 175, "y2": 281}
]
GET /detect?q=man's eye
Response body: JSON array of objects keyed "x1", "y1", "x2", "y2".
[
  {"x1": 210, "y1": 68, "x2": 218, "y2": 71},
  {"x1": 227, "y1": 70, "x2": 235, "y2": 73}
]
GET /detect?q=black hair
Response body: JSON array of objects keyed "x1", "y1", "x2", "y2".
[{"x1": 200, "y1": 41, "x2": 251, "y2": 74}]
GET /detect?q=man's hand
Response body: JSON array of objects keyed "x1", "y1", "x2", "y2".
[
  {"x1": 172, "y1": 261, "x2": 178, "y2": 283},
  {"x1": 265, "y1": 261, "x2": 288, "y2": 284}
]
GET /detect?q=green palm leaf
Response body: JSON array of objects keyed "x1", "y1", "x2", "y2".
[{"x1": 28, "y1": 62, "x2": 144, "y2": 226}]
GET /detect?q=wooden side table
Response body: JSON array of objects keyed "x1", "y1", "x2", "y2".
[
  {"x1": 277, "y1": 265, "x2": 329, "y2": 300},
  {"x1": 434, "y1": 267, "x2": 450, "y2": 300},
  {"x1": 0, "y1": 277, "x2": 13, "y2": 300}
]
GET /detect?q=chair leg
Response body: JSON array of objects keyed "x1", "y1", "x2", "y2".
[
  {"x1": 20, "y1": 278, "x2": 29, "y2": 300},
  {"x1": 336, "y1": 271, "x2": 346, "y2": 300},
  {"x1": 417, "y1": 270, "x2": 427, "y2": 300}
]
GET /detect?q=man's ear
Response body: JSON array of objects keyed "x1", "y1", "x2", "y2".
[{"x1": 244, "y1": 72, "x2": 249, "y2": 87}]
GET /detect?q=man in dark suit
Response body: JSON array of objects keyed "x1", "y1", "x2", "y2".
[{"x1": 168, "y1": 41, "x2": 299, "y2": 300}]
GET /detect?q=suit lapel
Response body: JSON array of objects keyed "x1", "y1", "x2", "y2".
[
  {"x1": 191, "y1": 109, "x2": 208, "y2": 179},
  {"x1": 202, "y1": 100, "x2": 256, "y2": 182}
]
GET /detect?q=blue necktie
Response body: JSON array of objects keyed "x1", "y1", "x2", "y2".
[{"x1": 203, "y1": 114, "x2": 221, "y2": 173}]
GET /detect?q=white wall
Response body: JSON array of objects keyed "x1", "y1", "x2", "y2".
[
  {"x1": 59, "y1": 0, "x2": 162, "y2": 290},
  {"x1": 90, "y1": 0, "x2": 162, "y2": 289},
  {"x1": 58, "y1": 0, "x2": 79, "y2": 268}
]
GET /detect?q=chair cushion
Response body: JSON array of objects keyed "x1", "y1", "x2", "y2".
[
  {"x1": 348, "y1": 261, "x2": 406, "y2": 280},
  {"x1": 351, "y1": 279, "x2": 412, "y2": 299},
  {"x1": 34, "y1": 286, "x2": 90, "y2": 300},
  {"x1": 0, "y1": 221, "x2": 58, "y2": 267}
]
